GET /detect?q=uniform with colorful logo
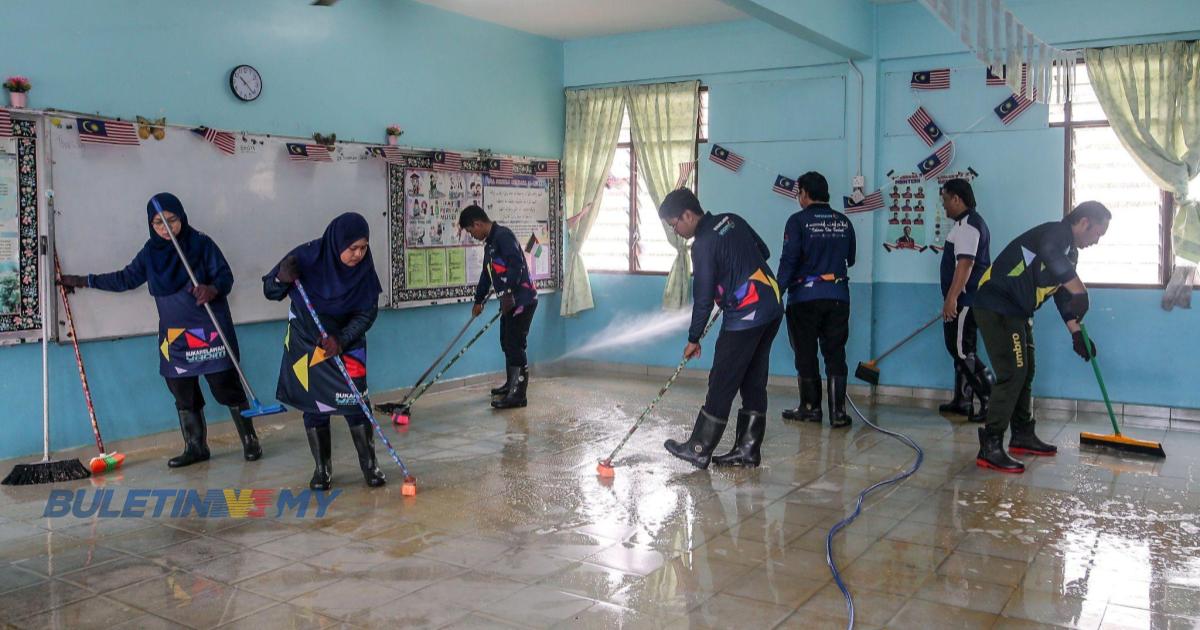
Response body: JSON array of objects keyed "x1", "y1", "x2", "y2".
[
  {"x1": 974, "y1": 219, "x2": 1078, "y2": 320},
  {"x1": 689, "y1": 212, "x2": 782, "y2": 343}
]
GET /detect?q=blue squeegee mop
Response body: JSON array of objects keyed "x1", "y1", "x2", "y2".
[{"x1": 151, "y1": 198, "x2": 286, "y2": 418}]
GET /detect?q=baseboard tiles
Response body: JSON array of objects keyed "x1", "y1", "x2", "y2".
[{"x1": 549, "y1": 359, "x2": 1200, "y2": 433}]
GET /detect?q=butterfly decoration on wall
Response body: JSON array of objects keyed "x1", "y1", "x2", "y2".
[
  {"x1": 137, "y1": 116, "x2": 166, "y2": 141},
  {"x1": 312, "y1": 132, "x2": 336, "y2": 147}
]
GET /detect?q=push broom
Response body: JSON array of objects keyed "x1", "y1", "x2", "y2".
[
  {"x1": 1077, "y1": 323, "x2": 1165, "y2": 458},
  {"x1": 294, "y1": 280, "x2": 418, "y2": 496},
  {"x1": 55, "y1": 256, "x2": 124, "y2": 474},
  {"x1": 2, "y1": 240, "x2": 90, "y2": 485},
  {"x1": 151, "y1": 199, "x2": 286, "y2": 419},
  {"x1": 854, "y1": 314, "x2": 942, "y2": 385},
  {"x1": 596, "y1": 310, "x2": 720, "y2": 478},
  {"x1": 376, "y1": 311, "x2": 501, "y2": 425}
]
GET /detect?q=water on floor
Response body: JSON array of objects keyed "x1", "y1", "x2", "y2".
[{"x1": 0, "y1": 373, "x2": 1197, "y2": 629}]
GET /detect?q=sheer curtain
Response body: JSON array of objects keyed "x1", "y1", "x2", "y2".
[
  {"x1": 625, "y1": 80, "x2": 700, "y2": 309},
  {"x1": 1085, "y1": 41, "x2": 1200, "y2": 309},
  {"x1": 560, "y1": 87, "x2": 625, "y2": 317}
]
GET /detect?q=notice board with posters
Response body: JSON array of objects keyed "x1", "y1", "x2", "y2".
[{"x1": 387, "y1": 153, "x2": 561, "y2": 308}]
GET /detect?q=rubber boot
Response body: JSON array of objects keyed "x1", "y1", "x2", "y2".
[
  {"x1": 306, "y1": 426, "x2": 332, "y2": 490},
  {"x1": 1008, "y1": 421, "x2": 1057, "y2": 456},
  {"x1": 712, "y1": 409, "x2": 766, "y2": 467},
  {"x1": 491, "y1": 369, "x2": 515, "y2": 397},
  {"x1": 976, "y1": 427, "x2": 1025, "y2": 473},
  {"x1": 939, "y1": 366, "x2": 972, "y2": 415},
  {"x1": 968, "y1": 389, "x2": 989, "y2": 423},
  {"x1": 168, "y1": 409, "x2": 211, "y2": 468},
  {"x1": 348, "y1": 423, "x2": 386, "y2": 487},
  {"x1": 664, "y1": 408, "x2": 728, "y2": 469},
  {"x1": 492, "y1": 366, "x2": 528, "y2": 409},
  {"x1": 785, "y1": 378, "x2": 823, "y2": 423},
  {"x1": 780, "y1": 377, "x2": 804, "y2": 421},
  {"x1": 828, "y1": 377, "x2": 852, "y2": 428},
  {"x1": 228, "y1": 405, "x2": 263, "y2": 461}
]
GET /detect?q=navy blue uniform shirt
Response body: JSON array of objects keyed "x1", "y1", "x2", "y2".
[
  {"x1": 776, "y1": 203, "x2": 856, "y2": 304},
  {"x1": 474, "y1": 223, "x2": 537, "y2": 309},
  {"x1": 689, "y1": 212, "x2": 783, "y2": 343},
  {"x1": 940, "y1": 207, "x2": 991, "y2": 305}
]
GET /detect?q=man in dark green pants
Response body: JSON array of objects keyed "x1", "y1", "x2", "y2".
[{"x1": 971, "y1": 201, "x2": 1110, "y2": 473}]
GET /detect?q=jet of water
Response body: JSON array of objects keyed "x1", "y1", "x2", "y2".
[{"x1": 562, "y1": 309, "x2": 693, "y2": 359}]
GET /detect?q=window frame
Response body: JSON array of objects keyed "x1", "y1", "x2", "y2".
[
  {"x1": 588, "y1": 86, "x2": 708, "y2": 276},
  {"x1": 1053, "y1": 68, "x2": 1174, "y2": 289}
]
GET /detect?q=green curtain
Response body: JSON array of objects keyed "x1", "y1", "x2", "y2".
[
  {"x1": 1085, "y1": 42, "x2": 1200, "y2": 306},
  {"x1": 626, "y1": 81, "x2": 700, "y2": 310},
  {"x1": 560, "y1": 87, "x2": 625, "y2": 317}
]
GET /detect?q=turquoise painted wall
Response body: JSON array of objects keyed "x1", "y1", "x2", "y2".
[{"x1": 0, "y1": 0, "x2": 565, "y2": 459}]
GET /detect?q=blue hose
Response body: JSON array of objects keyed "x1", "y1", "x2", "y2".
[{"x1": 825, "y1": 395, "x2": 925, "y2": 629}]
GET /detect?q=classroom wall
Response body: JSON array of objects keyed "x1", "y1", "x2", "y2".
[{"x1": 0, "y1": 0, "x2": 565, "y2": 460}]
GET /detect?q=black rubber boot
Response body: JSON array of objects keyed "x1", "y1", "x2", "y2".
[
  {"x1": 168, "y1": 409, "x2": 211, "y2": 468},
  {"x1": 664, "y1": 408, "x2": 728, "y2": 469},
  {"x1": 939, "y1": 366, "x2": 972, "y2": 415},
  {"x1": 1008, "y1": 422, "x2": 1057, "y2": 456},
  {"x1": 828, "y1": 377, "x2": 852, "y2": 428},
  {"x1": 348, "y1": 423, "x2": 386, "y2": 487},
  {"x1": 780, "y1": 377, "x2": 803, "y2": 421},
  {"x1": 968, "y1": 390, "x2": 989, "y2": 423},
  {"x1": 976, "y1": 427, "x2": 1025, "y2": 473},
  {"x1": 492, "y1": 366, "x2": 528, "y2": 409},
  {"x1": 786, "y1": 378, "x2": 823, "y2": 423},
  {"x1": 228, "y1": 405, "x2": 263, "y2": 461},
  {"x1": 712, "y1": 409, "x2": 766, "y2": 467},
  {"x1": 306, "y1": 426, "x2": 332, "y2": 490},
  {"x1": 490, "y1": 369, "x2": 514, "y2": 397}
]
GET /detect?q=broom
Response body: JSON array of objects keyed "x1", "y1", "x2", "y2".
[
  {"x1": 854, "y1": 314, "x2": 942, "y2": 385},
  {"x1": 2, "y1": 240, "x2": 90, "y2": 485},
  {"x1": 1077, "y1": 324, "x2": 1165, "y2": 458},
  {"x1": 55, "y1": 256, "x2": 124, "y2": 474}
]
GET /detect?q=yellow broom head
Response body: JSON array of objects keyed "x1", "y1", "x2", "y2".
[{"x1": 1079, "y1": 432, "x2": 1166, "y2": 458}]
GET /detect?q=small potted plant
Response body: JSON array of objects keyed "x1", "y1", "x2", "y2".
[
  {"x1": 3, "y1": 76, "x2": 32, "y2": 108},
  {"x1": 386, "y1": 124, "x2": 403, "y2": 145}
]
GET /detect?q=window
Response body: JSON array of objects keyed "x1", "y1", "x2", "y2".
[
  {"x1": 1051, "y1": 65, "x2": 1170, "y2": 286},
  {"x1": 581, "y1": 88, "x2": 708, "y2": 274}
]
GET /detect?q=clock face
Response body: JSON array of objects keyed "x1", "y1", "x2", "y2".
[{"x1": 230, "y1": 65, "x2": 262, "y2": 102}]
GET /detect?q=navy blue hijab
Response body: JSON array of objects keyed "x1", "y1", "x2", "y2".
[
  {"x1": 283, "y1": 212, "x2": 382, "y2": 316},
  {"x1": 144, "y1": 192, "x2": 211, "y2": 297}
]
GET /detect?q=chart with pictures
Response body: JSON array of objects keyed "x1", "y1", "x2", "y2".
[{"x1": 883, "y1": 174, "x2": 931, "y2": 252}]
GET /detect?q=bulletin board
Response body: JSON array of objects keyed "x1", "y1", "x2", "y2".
[
  {"x1": 387, "y1": 154, "x2": 561, "y2": 307},
  {"x1": 0, "y1": 118, "x2": 42, "y2": 342}
]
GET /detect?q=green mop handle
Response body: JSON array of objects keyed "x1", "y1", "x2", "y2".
[{"x1": 1078, "y1": 323, "x2": 1121, "y2": 436}]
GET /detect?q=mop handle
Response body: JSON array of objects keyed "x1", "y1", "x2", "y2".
[
  {"x1": 293, "y1": 280, "x2": 411, "y2": 479},
  {"x1": 400, "y1": 293, "x2": 491, "y2": 405},
  {"x1": 40, "y1": 237, "x2": 49, "y2": 461},
  {"x1": 1079, "y1": 324, "x2": 1121, "y2": 436},
  {"x1": 873, "y1": 314, "x2": 941, "y2": 363},
  {"x1": 602, "y1": 310, "x2": 721, "y2": 463},
  {"x1": 406, "y1": 311, "x2": 501, "y2": 406},
  {"x1": 55, "y1": 257, "x2": 105, "y2": 453},
  {"x1": 150, "y1": 200, "x2": 259, "y2": 404}
]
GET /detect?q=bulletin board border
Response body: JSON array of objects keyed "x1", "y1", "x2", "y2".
[{"x1": 0, "y1": 119, "x2": 41, "y2": 337}]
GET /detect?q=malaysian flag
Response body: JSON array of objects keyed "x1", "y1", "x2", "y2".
[
  {"x1": 533, "y1": 160, "x2": 559, "y2": 178},
  {"x1": 772, "y1": 175, "x2": 798, "y2": 199},
  {"x1": 0, "y1": 109, "x2": 11, "y2": 137},
  {"x1": 675, "y1": 161, "x2": 695, "y2": 190},
  {"x1": 429, "y1": 150, "x2": 462, "y2": 172},
  {"x1": 911, "y1": 69, "x2": 950, "y2": 90},
  {"x1": 286, "y1": 143, "x2": 332, "y2": 162},
  {"x1": 906, "y1": 107, "x2": 944, "y2": 147},
  {"x1": 191, "y1": 126, "x2": 236, "y2": 155},
  {"x1": 78, "y1": 118, "x2": 140, "y2": 146},
  {"x1": 844, "y1": 190, "x2": 884, "y2": 214},
  {"x1": 487, "y1": 158, "x2": 514, "y2": 178},
  {"x1": 372, "y1": 146, "x2": 415, "y2": 164},
  {"x1": 986, "y1": 67, "x2": 1006, "y2": 86},
  {"x1": 994, "y1": 93, "x2": 1034, "y2": 125},
  {"x1": 708, "y1": 144, "x2": 744, "y2": 171},
  {"x1": 918, "y1": 141, "x2": 955, "y2": 180}
]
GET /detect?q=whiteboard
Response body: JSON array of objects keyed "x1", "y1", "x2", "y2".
[{"x1": 47, "y1": 122, "x2": 390, "y2": 341}]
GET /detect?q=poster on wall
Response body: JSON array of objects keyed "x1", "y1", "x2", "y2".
[
  {"x1": 483, "y1": 175, "x2": 554, "y2": 281},
  {"x1": 401, "y1": 168, "x2": 485, "y2": 290},
  {"x1": 883, "y1": 173, "x2": 930, "y2": 252},
  {"x1": 0, "y1": 139, "x2": 19, "y2": 315},
  {"x1": 0, "y1": 120, "x2": 41, "y2": 337}
]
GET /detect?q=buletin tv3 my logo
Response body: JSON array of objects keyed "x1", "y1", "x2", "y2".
[{"x1": 1011, "y1": 333, "x2": 1024, "y2": 368}]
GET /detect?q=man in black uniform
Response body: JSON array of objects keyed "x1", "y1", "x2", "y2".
[
  {"x1": 658, "y1": 188, "x2": 783, "y2": 469},
  {"x1": 972, "y1": 201, "x2": 1110, "y2": 473},
  {"x1": 938, "y1": 178, "x2": 992, "y2": 422},
  {"x1": 460, "y1": 205, "x2": 538, "y2": 409},
  {"x1": 776, "y1": 172, "x2": 857, "y2": 428}
]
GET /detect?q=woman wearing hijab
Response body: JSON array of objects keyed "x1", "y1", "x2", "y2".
[
  {"x1": 58, "y1": 192, "x2": 261, "y2": 467},
  {"x1": 263, "y1": 212, "x2": 384, "y2": 490}
]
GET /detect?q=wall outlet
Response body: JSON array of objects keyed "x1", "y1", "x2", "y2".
[{"x1": 852, "y1": 175, "x2": 865, "y2": 189}]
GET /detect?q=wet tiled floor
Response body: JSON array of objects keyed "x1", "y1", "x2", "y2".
[{"x1": 1, "y1": 373, "x2": 1198, "y2": 629}]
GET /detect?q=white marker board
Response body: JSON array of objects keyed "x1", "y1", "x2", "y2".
[{"x1": 47, "y1": 121, "x2": 390, "y2": 341}]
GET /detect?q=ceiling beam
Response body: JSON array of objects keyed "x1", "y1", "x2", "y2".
[{"x1": 718, "y1": 0, "x2": 874, "y2": 59}]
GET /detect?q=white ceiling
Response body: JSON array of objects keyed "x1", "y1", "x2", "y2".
[{"x1": 412, "y1": 0, "x2": 747, "y2": 40}]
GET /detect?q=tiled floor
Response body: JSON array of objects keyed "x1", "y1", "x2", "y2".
[{"x1": 1, "y1": 373, "x2": 1198, "y2": 629}]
